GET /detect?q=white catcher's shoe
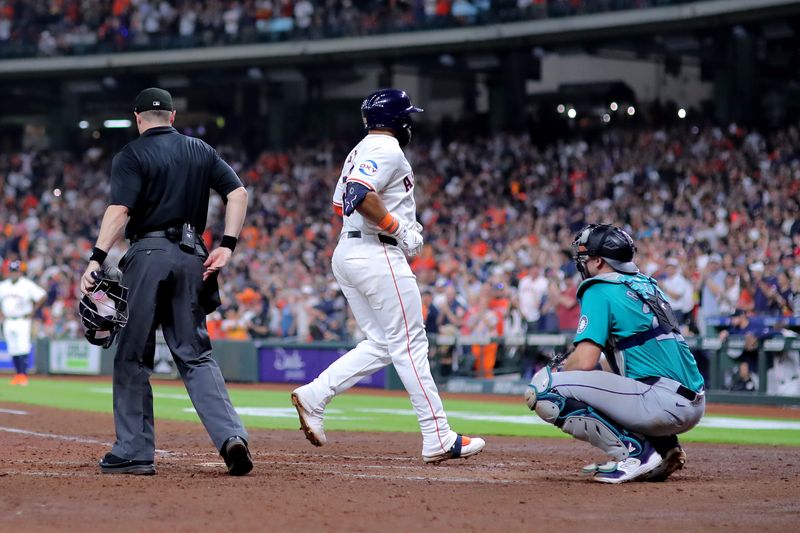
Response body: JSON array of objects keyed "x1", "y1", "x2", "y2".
[
  {"x1": 291, "y1": 388, "x2": 327, "y2": 447},
  {"x1": 423, "y1": 434, "x2": 486, "y2": 464},
  {"x1": 593, "y1": 442, "x2": 662, "y2": 484}
]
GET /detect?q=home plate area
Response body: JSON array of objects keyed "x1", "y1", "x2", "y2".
[{"x1": 0, "y1": 404, "x2": 798, "y2": 531}]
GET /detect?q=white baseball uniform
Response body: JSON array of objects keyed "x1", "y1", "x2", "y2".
[
  {"x1": 0, "y1": 276, "x2": 46, "y2": 356},
  {"x1": 298, "y1": 133, "x2": 458, "y2": 457}
]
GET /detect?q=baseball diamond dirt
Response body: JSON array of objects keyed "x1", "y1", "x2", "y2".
[{"x1": 1, "y1": 401, "x2": 799, "y2": 532}]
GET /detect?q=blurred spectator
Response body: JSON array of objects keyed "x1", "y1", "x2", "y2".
[
  {"x1": 0, "y1": 0, "x2": 678, "y2": 59},
  {"x1": 555, "y1": 274, "x2": 580, "y2": 332},
  {"x1": 774, "y1": 271, "x2": 795, "y2": 315},
  {"x1": 4, "y1": 118, "x2": 800, "y2": 380},
  {"x1": 748, "y1": 261, "x2": 781, "y2": 314},
  {"x1": 238, "y1": 287, "x2": 270, "y2": 338},
  {"x1": 422, "y1": 290, "x2": 440, "y2": 336},
  {"x1": 719, "y1": 309, "x2": 779, "y2": 392},
  {"x1": 518, "y1": 264, "x2": 547, "y2": 333},
  {"x1": 717, "y1": 272, "x2": 741, "y2": 316},
  {"x1": 767, "y1": 337, "x2": 800, "y2": 396},
  {"x1": 220, "y1": 305, "x2": 250, "y2": 339},
  {"x1": 538, "y1": 268, "x2": 563, "y2": 333},
  {"x1": 462, "y1": 289, "x2": 502, "y2": 378},
  {"x1": 661, "y1": 258, "x2": 695, "y2": 331},
  {"x1": 431, "y1": 282, "x2": 467, "y2": 375},
  {"x1": 697, "y1": 254, "x2": 726, "y2": 335}
]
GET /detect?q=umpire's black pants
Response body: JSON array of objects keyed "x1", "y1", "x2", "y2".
[{"x1": 111, "y1": 237, "x2": 247, "y2": 461}]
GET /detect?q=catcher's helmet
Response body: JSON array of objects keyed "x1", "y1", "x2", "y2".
[
  {"x1": 361, "y1": 88, "x2": 423, "y2": 133},
  {"x1": 572, "y1": 224, "x2": 638, "y2": 279},
  {"x1": 78, "y1": 268, "x2": 129, "y2": 348}
]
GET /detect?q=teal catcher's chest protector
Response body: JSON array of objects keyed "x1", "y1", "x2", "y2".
[{"x1": 577, "y1": 273, "x2": 682, "y2": 353}]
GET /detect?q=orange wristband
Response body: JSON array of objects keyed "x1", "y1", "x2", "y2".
[{"x1": 378, "y1": 213, "x2": 399, "y2": 233}]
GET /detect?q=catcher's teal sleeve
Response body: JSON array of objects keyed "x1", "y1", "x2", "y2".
[{"x1": 573, "y1": 287, "x2": 611, "y2": 347}]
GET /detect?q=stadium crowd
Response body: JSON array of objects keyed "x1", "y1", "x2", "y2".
[
  {"x1": 3, "y1": 119, "x2": 800, "y2": 355},
  {"x1": 0, "y1": 0, "x2": 687, "y2": 57}
]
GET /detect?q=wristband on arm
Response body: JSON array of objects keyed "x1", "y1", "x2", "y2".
[
  {"x1": 89, "y1": 247, "x2": 108, "y2": 265},
  {"x1": 220, "y1": 235, "x2": 238, "y2": 252},
  {"x1": 377, "y1": 213, "x2": 400, "y2": 234}
]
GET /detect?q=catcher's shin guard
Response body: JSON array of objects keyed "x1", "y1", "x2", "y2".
[{"x1": 525, "y1": 367, "x2": 647, "y2": 461}]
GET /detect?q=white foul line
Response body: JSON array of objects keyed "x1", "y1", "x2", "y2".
[
  {"x1": 0, "y1": 426, "x2": 172, "y2": 454},
  {"x1": 0, "y1": 408, "x2": 29, "y2": 415}
]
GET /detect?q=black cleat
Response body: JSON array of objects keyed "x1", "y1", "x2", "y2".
[
  {"x1": 99, "y1": 453, "x2": 155, "y2": 475},
  {"x1": 221, "y1": 436, "x2": 253, "y2": 476}
]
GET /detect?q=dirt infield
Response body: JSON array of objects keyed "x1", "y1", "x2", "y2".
[{"x1": 1, "y1": 402, "x2": 799, "y2": 532}]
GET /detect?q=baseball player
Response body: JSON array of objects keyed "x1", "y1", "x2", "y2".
[
  {"x1": 0, "y1": 260, "x2": 47, "y2": 386},
  {"x1": 524, "y1": 224, "x2": 705, "y2": 483},
  {"x1": 291, "y1": 88, "x2": 485, "y2": 463}
]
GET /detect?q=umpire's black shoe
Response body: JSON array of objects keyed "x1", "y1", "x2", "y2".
[
  {"x1": 99, "y1": 453, "x2": 155, "y2": 475},
  {"x1": 220, "y1": 436, "x2": 253, "y2": 476}
]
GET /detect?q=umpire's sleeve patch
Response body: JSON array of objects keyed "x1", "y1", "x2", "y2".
[{"x1": 343, "y1": 182, "x2": 372, "y2": 216}]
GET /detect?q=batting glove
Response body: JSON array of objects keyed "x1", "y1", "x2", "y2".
[{"x1": 392, "y1": 222, "x2": 424, "y2": 257}]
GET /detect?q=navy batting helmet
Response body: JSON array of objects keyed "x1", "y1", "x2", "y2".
[
  {"x1": 572, "y1": 223, "x2": 638, "y2": 279},
  {"x1": 361, "y1": 89, "x2": 423, "y2": 144}
]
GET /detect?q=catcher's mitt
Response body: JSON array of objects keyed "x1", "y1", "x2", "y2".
[{"x1": 546, "y1": 348, "x2": 573, "y2": 370}]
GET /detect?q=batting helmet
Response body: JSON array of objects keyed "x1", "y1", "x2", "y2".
[
  {"x1": 572, "y1": 224, "x2": 639, "y2": 279},
  {"x1": 361, "y1": 89, "x2": 423, "y2": 145},
  {"x1": 78, "y1": 268, "x2": 129, "y2": 348}
]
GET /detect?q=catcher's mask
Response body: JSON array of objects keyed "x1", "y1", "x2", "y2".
[
  {"x1": 572, "y1": 224, "x2": 638, "y2": 280},
  {"x1": 78, "y1": 268, "x2": 129, "y2": 348}
]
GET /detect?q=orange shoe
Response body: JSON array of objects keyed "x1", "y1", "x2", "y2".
[
  {"x1": 9, "y1": 374, "x2": 21, "y2": 385},
  {"x1": 17, "y1": 374, "x2": 29, "y2": 386}
]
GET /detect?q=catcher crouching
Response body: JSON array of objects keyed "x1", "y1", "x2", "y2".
[{"x1": 525, "y1": 224, "x2": 705, "y2": 483}]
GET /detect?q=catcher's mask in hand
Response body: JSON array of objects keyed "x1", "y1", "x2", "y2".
[{"x1": 78, "y1": 268, "x2": 129, "y2": 348}]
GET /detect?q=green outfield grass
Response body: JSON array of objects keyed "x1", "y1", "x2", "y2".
[{"x1": 2, "y1": 377, "x2": 800, "y2": 446}]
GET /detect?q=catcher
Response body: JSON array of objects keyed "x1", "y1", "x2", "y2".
[{"x1": 524, "y1": 224, "x2": 705, "y2": 483}]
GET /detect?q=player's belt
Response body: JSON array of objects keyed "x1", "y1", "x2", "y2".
[
  {"x1": 637, "y1": 376, "x2": 703, "y2": 402},
  {"x1": 131, "y1": 227, "x2": 182, "y2": 242},
  {"x1": 341, "y1": 230, "x2": 397, "y2": 246}
]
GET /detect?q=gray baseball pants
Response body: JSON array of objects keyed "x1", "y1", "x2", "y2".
[
  {"x1": 111, "y1": 237, "x2": 247, "y2": 461},
  {"x1": 550, "y1": 370, "x2": 705, "y2": 438}
]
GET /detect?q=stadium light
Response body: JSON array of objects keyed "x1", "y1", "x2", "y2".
[
  {"x1": 103, "y1": 119, "x2": 132, "y2": 129},
  {"x1": 78, "y1": 120, "x2": 90, "y2": 129},
  {"x1": 557, "y1": 104, "x2": 565, "y2": 114},
  {"x1": 627, "y1": 106, "x2": 635, "y2": 116},
  {"x1": 567, "y1": 108, "x2": 577, "y2": 119},
  {"x1": 609, "y1": 102, "x2": 618, "y2": 111},
  {"x1": 602, "y1": 113, "x2": 611, "y2": 123},
  {"x1": 678, "y1": 108, "x2": 687, "y2": 119}
]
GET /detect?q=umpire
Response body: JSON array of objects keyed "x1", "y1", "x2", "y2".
[{"x1": 80, "y1": 88, "x2": 252, "y2": 476}]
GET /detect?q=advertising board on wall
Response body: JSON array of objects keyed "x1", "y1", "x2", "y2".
[
  {"x1": 49, "y1": 339, "x2": 101, "y2": 374},
  {"x1": 259, "y1": 347, "x2": 386, "y2": 388}
]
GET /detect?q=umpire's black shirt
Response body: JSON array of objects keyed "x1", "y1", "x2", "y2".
[{"x1": 110, "y1": 126, "x2": 242, "y2": 240}]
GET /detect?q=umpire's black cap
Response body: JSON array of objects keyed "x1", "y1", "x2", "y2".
[{"x1": 134, "y1": 87, "x2": 173, "y2": 113}]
